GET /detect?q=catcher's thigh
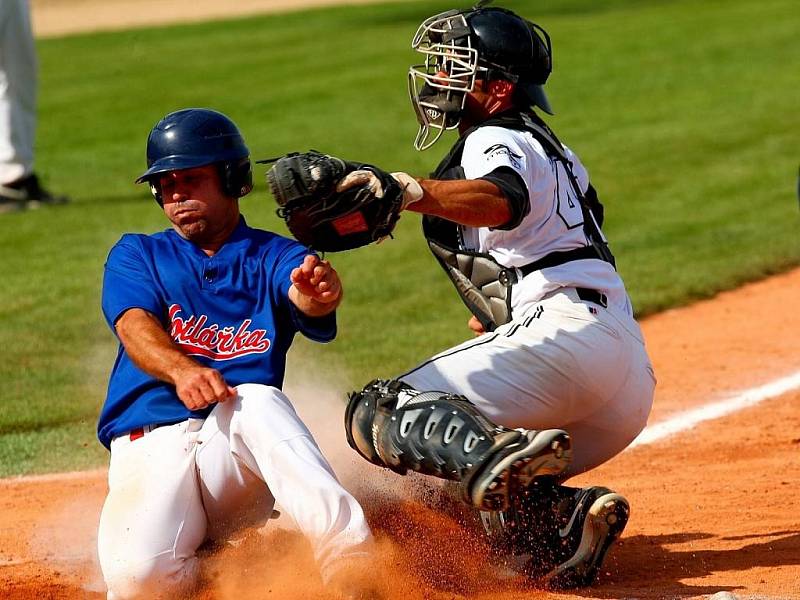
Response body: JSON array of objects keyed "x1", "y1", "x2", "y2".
[{"x1": 400, "y1": 288, "x2": 655, "y2": 476}]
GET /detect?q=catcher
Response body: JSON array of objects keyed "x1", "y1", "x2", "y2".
[{"x1": 266, "y1": 3, "x2": 656, "y2": 589}]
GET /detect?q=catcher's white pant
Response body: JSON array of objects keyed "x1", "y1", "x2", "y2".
[
  {"x1": 401, "y1": 287, "x2": 656, "y2": 478},
  {"x1": 97, "y1": 384, "x2": 372, "y2": 600},
  {"x1": 0, "y1": 0, "x2": 37, "y2": 185}
]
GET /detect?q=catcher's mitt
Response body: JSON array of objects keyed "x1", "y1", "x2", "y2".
[{"x1": 261, "y1": 151, "x2": 404, "y2": 252}]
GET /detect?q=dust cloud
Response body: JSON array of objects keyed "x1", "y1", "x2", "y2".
[{"x1": 198, "y1": 377, "x2": 529, "y2": 600}]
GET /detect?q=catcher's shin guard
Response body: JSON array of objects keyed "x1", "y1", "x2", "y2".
[{"x1": 345, "y1": 380, "x2": 572, "y2": 511}]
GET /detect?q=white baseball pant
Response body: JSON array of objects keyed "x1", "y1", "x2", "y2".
[
  {"x1": 400, "y1": 287, "x2": 656, "y2": 477},
  {"x1": 0, "y1": 0, "x2": 37, "y2": 185},
  {"x1": 97, "y1": 384, "x2": 372, "y2": 599}
]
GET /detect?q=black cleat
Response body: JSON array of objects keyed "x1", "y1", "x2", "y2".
[
  {"x1": 0, "y1": 173, "x2": 69, "y2": 213},
  {"x1": 463, "y1": 428, "x2": 571, "y2": 511},
  {"x1": 478, "y1": 483, "x2": 629, "y2": 588},
  {"x1": 542, "y1": 486, "x2": 630, "y2": 589}
]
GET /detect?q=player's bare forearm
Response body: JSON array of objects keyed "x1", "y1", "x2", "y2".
[
  {"x1": 115, "y1": 308, "x2": 235, "y2": 409},
  {"x1": 406, "y1": 177, "x2": 512, "y2": 228},
  {"x1": 289, "y1": 255, "x2": 343, "y2": 317},
  {"x1": 115, "y1": 308, "x2": 195, "y2": 381}
]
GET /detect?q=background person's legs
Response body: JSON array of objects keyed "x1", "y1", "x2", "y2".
[{"x1": 0, "y1": 0, "x2": 37, "y2": 187}]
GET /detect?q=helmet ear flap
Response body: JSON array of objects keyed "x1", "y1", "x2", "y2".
[
  {"x1": 150, "y1": 181, "x2": 163, "y2": 206},
  {"x1": 219, "y1": 157, "x2": 253, "y2": 198}
]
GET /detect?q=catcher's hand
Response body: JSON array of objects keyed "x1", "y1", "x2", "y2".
[
  {"x1": 262, "y1": 151, "x2": 419, "y2": 252},
  {"x1": 335, "y1": 170, "x2": 422, "y2": 210}
]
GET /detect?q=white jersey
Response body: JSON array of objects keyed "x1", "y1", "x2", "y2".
[
  {"x1": 459, "y1": 126, "x2": 633, "y2": 317},
  {"x1": 401, "y1": 124, "x2": 654, "y2": 477}
]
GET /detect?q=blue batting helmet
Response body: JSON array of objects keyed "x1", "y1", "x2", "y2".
[{"x1": 136, "y1": 108, "x2": 253, "y2": 204}]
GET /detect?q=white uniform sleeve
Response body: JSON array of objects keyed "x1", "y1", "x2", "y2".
[{"x1": 461, "y1": 127, "x2": 528, "y2": 181}]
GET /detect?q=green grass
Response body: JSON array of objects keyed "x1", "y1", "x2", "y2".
[{"x1": 0, "y1": 0, "x2": 798, "y2": 476}]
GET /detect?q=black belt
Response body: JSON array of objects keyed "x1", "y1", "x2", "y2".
[
  {"x1": 497, "y1": 245, "x2": 608, "y2": 308},
  {"x1": 575, "y1": 287, "x2": 607, "y2": 308},
  {"x1": 500, "y1": 245, "x2": 605, "y2": 288}
]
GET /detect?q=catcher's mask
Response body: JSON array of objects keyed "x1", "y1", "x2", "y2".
[
  {"x1": 136, "y1": 108, "x2": 253, "y2": 205},
  {"x1": 408, "y1": 4, "x2": 553, "y2": 151}
]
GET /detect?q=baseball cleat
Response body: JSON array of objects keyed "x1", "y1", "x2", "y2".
[
  {"x1": 541, "y1": 486, "x2": 630, "y2": 589},
  {"x1": 0, "y1": 173, "x2": 69, "y2": 213},
  {"x1": 463, "y1": 428, "x2": 571, "y2": 511}
]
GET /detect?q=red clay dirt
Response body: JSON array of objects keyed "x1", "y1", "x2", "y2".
[{"x1": 2, "y1": 267, "x2": 799, "y2": 600}]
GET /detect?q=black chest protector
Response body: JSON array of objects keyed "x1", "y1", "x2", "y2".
[{"x1": 423, "y1": 110, "x2": 615, "y2": 332}]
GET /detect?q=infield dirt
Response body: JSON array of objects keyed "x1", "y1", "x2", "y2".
[
  {"x1": 6, "y1": 2, "x2": 800, "y2": 598},
  {"x1": 29, "y1": 0, "x2": 401, "y2": 37}
]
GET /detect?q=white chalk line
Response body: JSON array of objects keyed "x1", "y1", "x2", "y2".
[
  {"x1": 4, "y1": 371, "x2": 800, "y2": 482},
  {"x1": 0, "y1": 555, "x2": 88, "y2": 567},
  {"x1": 630, "y1": 370, "x2": 800, "y2": 448},
  {"x1": 0, "y1": 467, "x2": 106, "y2": 485}
]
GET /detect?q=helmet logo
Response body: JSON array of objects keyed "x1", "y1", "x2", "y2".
[{"x1": 425, "y1": 107, "x2": 442, "y2": 120}]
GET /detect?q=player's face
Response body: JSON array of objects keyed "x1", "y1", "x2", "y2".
[
  {"x1": 461, "y1": 79, "x2": 514, "y2": 131},
  {"x1": 159, "y1": 165, "x2": 238, "y2": 245},
  {"x1": 460, "y1": 80, "x2": 492, "y2": 129}
]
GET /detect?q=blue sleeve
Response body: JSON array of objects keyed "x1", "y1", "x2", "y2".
[
  {"x1": 102, "y1": 236, "x2": 163, "y2": 331},
  {"x1": 272, "y1": 240, "x2": 337, "y2": 343}
]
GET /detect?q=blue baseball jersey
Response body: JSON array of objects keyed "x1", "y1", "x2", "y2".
[{"x1": 98, "y1": 216, "x2": 335, "y2": 449}]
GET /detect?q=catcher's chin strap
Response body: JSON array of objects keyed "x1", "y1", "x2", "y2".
[{"x1": 345, "y1": 379, "x2": 506, "y2": 482}]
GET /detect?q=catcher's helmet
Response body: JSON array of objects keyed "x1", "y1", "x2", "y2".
[
  {"x1": 408, "y1": 5, "x2": 553, "y2": 150},
  {"x1": 136, "y1": 108, "x2": 253, "y2": 204}
]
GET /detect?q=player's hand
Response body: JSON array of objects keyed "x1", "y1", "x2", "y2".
[
  {"x1": 336, "y1": 169, "x2": 423, "y2": 211},
  {"x1": 290, "y1": 255, "x2": 342, "y2": 306},
  {"x1": 390, "y1": 172, "x2": 424, "y2": 210},
  {"x1": 173, "y1": 365, "x2": 237, "y2": 410},
  {"x1": 336, "y1": 169, "x2": 385, "y2": 197},
  {"x1": 468, "y1": 315, "x2": 486, "y2": 336}
]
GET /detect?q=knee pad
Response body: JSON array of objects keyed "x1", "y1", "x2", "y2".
[{"x1": 345, "y1": 379, "x2": 501, "y2": 481}]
